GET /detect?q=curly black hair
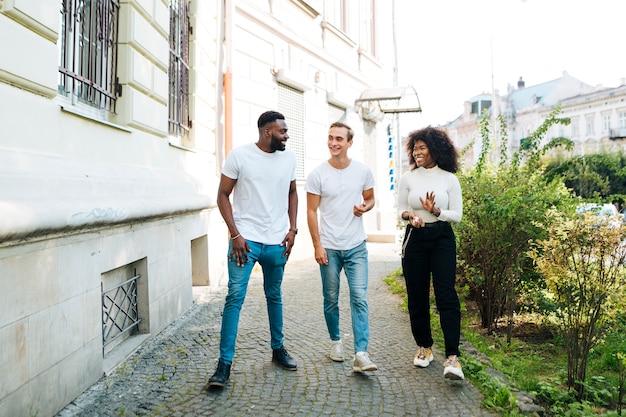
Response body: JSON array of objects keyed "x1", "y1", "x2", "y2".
[{"x1": 405, "y1": 127, "x2": 459, "y2": 173}]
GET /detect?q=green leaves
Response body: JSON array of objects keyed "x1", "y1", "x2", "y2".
[
  {"x1": 457, "y1": 110, "x2": 572, "y2": 333},
  {"x1": 544, "y1": 150, "x2": 626, "y2": 199},
  {"x1": 528, "y1": 208, "x2": 626, "y2": 399}
]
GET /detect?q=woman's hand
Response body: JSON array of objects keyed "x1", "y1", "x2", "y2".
[
  {"x1": 420, "y1": 191, "x2": 437, "y2": 214},
  {"x1": 409, "y1": 213, "x2": 422, "y2": 228}
]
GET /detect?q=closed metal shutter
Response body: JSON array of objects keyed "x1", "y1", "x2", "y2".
[
  {"x1": 362, "y1": 121, "x2": 379, "y2": 231},
  {"x1": 328, "y1": 104, "x2": 346, "y2": 123},
  {"x1": 278, "y1": 83, "x2": 305, "y2": 181}
]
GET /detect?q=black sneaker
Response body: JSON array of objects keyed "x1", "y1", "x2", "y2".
[
  {"x1": 208, "y1": 360, "x2": 231, "y2": 387},
  {"x1": 272, "y1": 346, "x2": 297, "y2": 371}
]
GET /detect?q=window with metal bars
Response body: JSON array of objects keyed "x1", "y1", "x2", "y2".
[
  {"x1": 169, "y1": 0, "x2": 191, "y2": 143},
  {"x1": 101, "y1": 270, "x2": 141, "y2": 351},
  {"x1": 58, "y1": 0, "x2": 121, "y2": 113},
  {"x1": 278, "y1": 83, "x2": 306, "y2": 180}
]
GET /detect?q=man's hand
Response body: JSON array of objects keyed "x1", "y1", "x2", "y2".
[
  {"x1": 314, "y1": 245, "x2": 328, "y2": 266},
  {"x1": 353, "y1": 202, "x2": 369, "y2": 217},
  {"x1": 281, "y1": 230, "x2": 297, "y2": 258},
  {"x1": 229, "y1": 235, "x2": 250, "y2": 267}
]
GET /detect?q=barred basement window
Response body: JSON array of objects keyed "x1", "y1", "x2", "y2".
[
  {"x1": 169, "y1": 0, "x2": 191, "y2": 144},
  {"x1": 101, "y1": 259, "x2": 148, "y2": 357},
  {"x1": 58, "y1": 0, "x2": 121, "y2": 113},
  {"x1": 102, "y1": 270, "x2": 141, "y2": 351}
]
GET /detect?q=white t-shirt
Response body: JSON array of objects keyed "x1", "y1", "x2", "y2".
[
  {"x1": 222, "y1": 143, "x2": 296, "y2": 244},
  {"x1": 305, "y1": 159, "x2": 375, "y2": 250}
]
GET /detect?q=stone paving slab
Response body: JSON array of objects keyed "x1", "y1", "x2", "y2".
[{"x1": 56, "y1": 242, "x2": 496, "y2": 417}]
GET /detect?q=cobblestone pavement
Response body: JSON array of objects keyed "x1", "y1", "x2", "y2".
[{"x1": 57, "y1": 242, "x2": 496, "y2": 417}]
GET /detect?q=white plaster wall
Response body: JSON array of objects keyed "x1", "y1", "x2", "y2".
[
  {"x1": 0, "y1": 211, "x2": 211, "y2": 417},
  {"x1": 0, "y1": 10, "x2": 57, "y2": 96},
  {"x1": 189, "y1": 0, "x2": 220, "y2": 154},
  {"x1": 0, "y1": 1, "x2": 225, "y2": 416},
  {"x1": 0, "y1": 0, "x2": 59, "y2": 41}
]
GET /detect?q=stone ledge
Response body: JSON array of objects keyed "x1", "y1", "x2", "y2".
[
  {"x1": 367, "y1": 231, "x2": 398, "y2": 243},
  {"x1": 0, "y1": 149, "x2": 215, "y2": 243}
]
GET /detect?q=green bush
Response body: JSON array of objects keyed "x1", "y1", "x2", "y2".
[
  {"x1": 456, "y1": 109, "x2": 573, "y2": 335},
  {"x1": 528, "y1": 208, "x2": 626, "y2": 400}
]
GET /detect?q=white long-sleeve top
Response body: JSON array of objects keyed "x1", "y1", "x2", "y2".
[{"x1": 396, "y1": 165, "x2": 463, "y2": 224}]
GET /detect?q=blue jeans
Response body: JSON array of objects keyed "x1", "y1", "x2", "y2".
[
  {"x1": 319, "y1": 240, "x2": 370, "y2": 353},
  {"x1": 219, "y1": 240, "x2": 287, "y2": 365}
]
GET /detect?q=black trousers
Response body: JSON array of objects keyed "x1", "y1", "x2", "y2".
[{"x1": 401, "y1": 223, "x2": 461, "y2": 357}]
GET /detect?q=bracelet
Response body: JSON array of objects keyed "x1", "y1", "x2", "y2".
[
  {"x1": 289, "y1": 228, "x2": 298, "y2": 234},
  {"x1": 231, "y1": 233, "x2": 241, "y2": 241}
]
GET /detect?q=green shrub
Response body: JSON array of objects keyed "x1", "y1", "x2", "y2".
[
  {"x1": 457, "y1": 109, "x2": 573, "y2": 335},
  {"x1": 528, "y1": 209, "x2": 626, "y2": 400}
]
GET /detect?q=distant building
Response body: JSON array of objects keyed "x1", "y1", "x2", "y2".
[
  {"x1": 0, "y1": 2, "x2": 396, "y2": 416},
  {"x1": 558, "y1": 82, "x2": 626, "y2": 155},
  {"x1": 444, "y1": 71, "x2": 626, "y2": 168}
]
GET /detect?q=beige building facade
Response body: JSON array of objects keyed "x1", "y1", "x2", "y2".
[
  {"x1": 445, "y1": 72, "x2": 626, "y2": 167},
  {"x1": 0, "y1": 1, "x2": 396, "y2": 416}
]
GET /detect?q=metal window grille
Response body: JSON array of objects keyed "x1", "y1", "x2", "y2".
[
  {"x1": 58, "y1": 0, "x2": 121, "y2": 112},
  {"x1": 168, "y1": 0, "x2": 191, "y2": 141},
  {"x1": 101, "y1": 270, "x2": 141, "y2": 349},
  {"x1": 278, "y1": 83, "x2": 305, "y2": 180}
]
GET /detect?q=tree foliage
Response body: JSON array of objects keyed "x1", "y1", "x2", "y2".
[{"x1": 544, "y1": 151, "x2": 626, "y2": 199}]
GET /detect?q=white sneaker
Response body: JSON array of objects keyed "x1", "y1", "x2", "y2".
[
  {"x1": 353, "y1": 351, "x2": 378, "y2": 372},
  {"x1": 329, "y1": 340, "x2": 344, "y2": 362},
  {"x1": 443, "y1": 355, "x2": 465, "y2": 380},
  {"x1": 413, "y1": 346, "x2": 434, "y2": 367}
]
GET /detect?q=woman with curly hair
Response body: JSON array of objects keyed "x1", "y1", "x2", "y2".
[{"x1": 397, "y1": 126, "x2": 464, "y2": 380}]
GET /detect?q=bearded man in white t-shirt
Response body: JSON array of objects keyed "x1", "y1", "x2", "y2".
[{"x1": 208, "y1": 110, "x2": 299, "y2": 388}]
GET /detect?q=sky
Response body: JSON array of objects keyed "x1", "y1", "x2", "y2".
[{"x1": 393, "y1": 0, "x2": 626, "y2": 127}]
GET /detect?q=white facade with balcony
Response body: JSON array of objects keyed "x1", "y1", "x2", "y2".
[{"x1": 554, "y1": 83, "x2": 626, "y2": 155}]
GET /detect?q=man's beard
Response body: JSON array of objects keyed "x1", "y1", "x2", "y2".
[{"x1": 270, "y1": 132, "x2": 286, "y2": 151}]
